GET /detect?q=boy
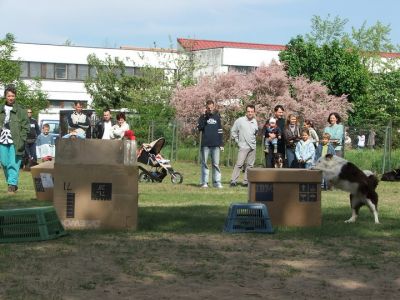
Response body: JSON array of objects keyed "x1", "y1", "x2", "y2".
[
  {"x1": 36, "y1": 124, "x2": 56, "y2": 161},
  {"x1": 315, "y1": 133, "x2": 336, "y2": 189},
  {"x1": 264, "y1": 117, "x2": 281, "y2": 154}
]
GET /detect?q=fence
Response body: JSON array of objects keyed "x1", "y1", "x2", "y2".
[{"x1": 131, "y1": 119, "x2": 399, "y2": 174}]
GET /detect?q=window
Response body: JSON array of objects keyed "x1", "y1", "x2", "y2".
[
  {"x1": 77, "y1": 65, "x2": 89, "y2": 80},
  {"x1": 55, "y1": 64, "x2": 67, "y2": 79},
  {"x1": 125, "y1": 67, "x2": 135, "y2": 76},
  {"x1": 89, "y1": 67, "x2": 97, "y2": 78},
  {"x1": 42, "y1": 63, "x2": 54, "y2": 79},
  {"x1": 228, "y1": 66, "x2": 256, "y2": 74},
  {"x1": 30, "y1": 62, "x2": 41, "y2": 78},
  {"x1": 20, "y1": 62, "x2": 29, "y2": 78},
  {"x1": 68, "y1": 64, "x2": 77, "y2": 80}
]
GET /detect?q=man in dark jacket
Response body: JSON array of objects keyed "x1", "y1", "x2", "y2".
[
  {"x1": 93, "y1": 108, "x2": 115, "y2": 139},
  {"x1": 25, "y1": 108, "x2": 40, "y2": 166},
  {"x1": 264, "y1": 105, "x2": 286, "y2": 168},
  {"x1": 198, "y1": 100, "x2": 224, "y2": 188}
]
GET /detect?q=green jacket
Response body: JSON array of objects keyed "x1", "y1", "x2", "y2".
[{"x1": 0, "y1": 103, "x2": 30, "y2": 155}]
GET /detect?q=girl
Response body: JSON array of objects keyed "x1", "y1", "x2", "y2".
[
  {"x1": 303, "y1": 119, "x2": 319, "y2": 147},
  {"x1": 295, "y1": 129, "x2": 315, "y2": 169},
  {"x1": 110, "y1": 112, "x2": 130, "y2": 140}
]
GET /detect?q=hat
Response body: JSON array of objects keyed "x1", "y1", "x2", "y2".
[{"x1": 269, "y1": 117, "x2": 276, "y2": 124}]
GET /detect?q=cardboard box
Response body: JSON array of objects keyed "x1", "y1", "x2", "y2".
[
  {"x1": 248, "y1": 168, "x2": 322, "y2": 227},
  {"x1": 30, "y1": 161, "x2": 55, "y2": 201},
  {"x1": 53, "y1": 139, "x2": 138, "y2": 230}
]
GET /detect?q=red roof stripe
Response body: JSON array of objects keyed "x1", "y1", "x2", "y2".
[
  {"x1": 177, "y1": 38, "x2": 400, "y2": 58},
  {"x1": 177, "y1": 38, "x2": 286, "y2": 51}
]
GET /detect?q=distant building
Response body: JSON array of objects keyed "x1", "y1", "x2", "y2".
[
  {"x1": 177, "y1": 38, "x2": 286, "y2": 77},
  {"x1": 4, "y1": 38, "x2": 400, "y2": 109},
  {"x1": 9, "y1": 43, "x2": 178, "y2": 108}
]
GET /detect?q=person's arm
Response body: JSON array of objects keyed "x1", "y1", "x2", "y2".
[
  {"x1": 77, "y1": 114, "x2": 90, "y2": 130},
  {"x1": 34, "y1": 120, "x2": 41, "y2": 136},
  {"x1": 295, "y1": 142, "x2": 302, "y2": 160},
  {"x1": 67, "y1": 113, "x2": 79, "y2": 129},
  {"x1": 197, "y1": 114, "x2": 207, "y2": 131},
  {"x1": 230, "y1": 119, "x2": 239, "y2": 144},
  {"x1": 217, "y1": 113, "x2": 224, "y2": 147},
  {"x1": 20, "y1": 108, "x2": 30, "y2": 142}
]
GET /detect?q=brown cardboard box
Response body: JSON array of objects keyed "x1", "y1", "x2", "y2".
[
  {"x1": 30, "y1": 160, "x2": 55, "y2": 201},
  {"x1": 53, "y1": 139, "x2": 138, "y2": 230},
  {"x1": 248, "y1": 168, "x2": 322, "y2": 227}
]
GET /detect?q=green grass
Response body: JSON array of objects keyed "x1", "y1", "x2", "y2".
[{"x1": 1, "y1": 162, "x2": 400, "y2": 299}]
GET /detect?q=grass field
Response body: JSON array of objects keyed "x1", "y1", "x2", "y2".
[{"x1": 1, "y1": 161, "x2": 400, "y2": 299}]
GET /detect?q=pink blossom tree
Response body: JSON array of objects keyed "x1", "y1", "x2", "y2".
[{"x1": 171, "y1": 62, "x2": 351, "y2": 137}]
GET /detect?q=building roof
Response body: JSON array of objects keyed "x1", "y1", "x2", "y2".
[{"x1": 177, "y1": 38, "x2": 286, "y2": 51}]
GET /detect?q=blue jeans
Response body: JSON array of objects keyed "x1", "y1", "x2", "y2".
[
  {"x1": 201, "y1": 146, "x2": 221, "y2": 186},
  {"x1": 0, "y1": 144, "x2": 22, "y2": 186},
  {"x1": 286, "y1": 147, "x2": 298, "y2": 168}
]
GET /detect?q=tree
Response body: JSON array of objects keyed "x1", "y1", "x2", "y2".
[
  {"x1": 85, "y1": 54, "x2": 176, "y2": 140},
  {"x1": 306, "y1": 14, "x2": 349, "y2": 45},
  {"x1": 0, "y1": 33, "x2": 48, "y2": 114},
  {"x1": 279, "y1": 36, "x2": 370, "y2": 103},
  {"x1": 171, "y1": 63, "x2": 350, "y2": 137}
]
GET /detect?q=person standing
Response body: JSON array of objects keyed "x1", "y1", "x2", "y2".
[
  {"x1": 295, "y1": 129, "x2": 315, "y2": 169},
  {"x1": 198, "y1": 100, "x2": 224, "y2": 188},
  {"x1": 264, "y1": 105, "x2": 286, "y2": 168},
  {"x1": 230, "y1": 104, "x2": 258, "y2": 187},
  {"x1": 25, "y1": 108, "x2": 40, "y2": 167},
  {"x1": 93, "y1": 108, "x2": 115, "y2": 139},
  {"x1": 323, "y1": 112, "x2": 344, "y2": 157},
  {"x1": 66, "y1": 101, "x2": 90, "y2": 139},
  {"x1": 110, "y1": 112, "x2": 130, "y2": 140},
  {"x1": 0, "y1": 85, "x2": 30, "y2": 193},
  {"x1": 284, "y1": 114, "x2": 301, "y2": 168}
]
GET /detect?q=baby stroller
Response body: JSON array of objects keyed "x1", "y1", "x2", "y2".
[{"x1": 137, "y1": 137, "x2": 183, "y2": 184}]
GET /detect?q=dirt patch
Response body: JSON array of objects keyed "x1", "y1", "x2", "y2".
[{"x1": 1, "y1": 233, "x2": 400, "y2": 299}]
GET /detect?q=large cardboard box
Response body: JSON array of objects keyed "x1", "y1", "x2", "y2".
[
  {"x1": 53, "y1": 139, "x2": 138, "y2": 230},
  {"x1": 248, "y1": 168, "x2": 322, "y2": 227},
  {"x1": 30, "y1": 160, "x2": 55, "y2": 201}
]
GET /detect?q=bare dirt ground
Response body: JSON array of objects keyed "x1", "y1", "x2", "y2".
[{"x1": 1, "y1": 233, "x2": 399, "y2": 299}]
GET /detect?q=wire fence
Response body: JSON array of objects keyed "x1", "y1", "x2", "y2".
[{"x1": 134, "y1": 119, "x2": 399, "y2": 174}]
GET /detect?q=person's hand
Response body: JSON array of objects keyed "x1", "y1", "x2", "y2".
[{"x1": 220, "y1": 146, "x2": 224, "y2": 152}]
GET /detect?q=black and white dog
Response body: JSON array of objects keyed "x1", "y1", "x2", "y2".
[{"x1": 314, "y1": 154, "x2": 380, "y2": 224}]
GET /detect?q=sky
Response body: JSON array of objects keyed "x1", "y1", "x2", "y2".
[{"x1": 1, "y1": 0, "x2": 399, "y2": 49}]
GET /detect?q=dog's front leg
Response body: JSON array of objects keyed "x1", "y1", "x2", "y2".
[{"x1": 366, "y1": 199, "x2": 380, "y2": 224}]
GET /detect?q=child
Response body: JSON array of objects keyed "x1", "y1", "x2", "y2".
[
  {"x1": 264, "y1": 117, "x2": 281, "y2": 154},
  {"x1": 36, "y1": 124, "x2": 56, "y2": 161},
  {"x1": 315, "y1": 133, "x2": 336, "y2": 190},
  {"x1": 295, "y1": 129, "x2": 315, "y2": 169},
  {"x1": 303, "y1": 119, "x2": 319, "y2": 147}
]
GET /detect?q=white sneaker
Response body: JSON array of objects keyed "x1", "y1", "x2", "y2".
[
  {"x1": 200, "y1": 184, "x2": 208, "y2": 188},
  {"x1": 215, "y1": 184, "x2": 223, "y2": 188}
]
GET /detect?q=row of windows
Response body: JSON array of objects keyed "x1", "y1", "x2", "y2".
[{"x1": 19, "y1": 61, "x2": 139, "y2": 81}]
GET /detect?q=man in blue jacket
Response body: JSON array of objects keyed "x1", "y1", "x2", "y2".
[{"x1": 198, "y1": 100, "x2": 224, "y2": 188}]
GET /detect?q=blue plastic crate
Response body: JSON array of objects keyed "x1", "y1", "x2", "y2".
[{"x1": 224, "y1": 203, "x2": 274, "y2": 233}]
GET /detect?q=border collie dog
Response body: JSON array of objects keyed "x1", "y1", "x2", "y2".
[
  {"x1": 314, "y1": 154, "x2": 380, "y2": 224},
  {"x1": 274, "y1": 153, "x2": 284, "y2": 168}
]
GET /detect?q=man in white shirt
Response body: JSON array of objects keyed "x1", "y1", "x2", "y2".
[
  {"x1": 93, "y1": 108, "x2": 115, "y2": 139},
  {"x1": 230, "y1": 104, "x2": 258, "y2": 187}
]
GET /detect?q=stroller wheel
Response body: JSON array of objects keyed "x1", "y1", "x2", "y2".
[
  {"x1": 139, "y1": 171, "x2": 153, "y2": 183},
  {"x1": 171, "y1": 172, "x2": 183, "y2": 184}
]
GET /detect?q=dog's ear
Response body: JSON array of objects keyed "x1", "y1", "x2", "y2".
[{"x1": 325, "y1": 154, "x2": 334, "y2": 160}]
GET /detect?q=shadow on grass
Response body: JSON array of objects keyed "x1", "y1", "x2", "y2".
[{"x1": 138, "y1": 204, "x2": 400, "y2": 239}]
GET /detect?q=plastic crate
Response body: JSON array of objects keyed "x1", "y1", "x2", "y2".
[
  {"x1": 224, "y1": 203, "x2": 274, "y2": 233},
  {"x1": 0, "y1": 206, "x2": 66, "y2": 243}
]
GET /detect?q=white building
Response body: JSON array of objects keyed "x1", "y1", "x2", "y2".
[
  {"x1": 177, "y1": 38, "x2": 285, "y2": 77},
  {"x1": 6, "y1": 38, "x2": 400, "y2": 109},
  {"x1": 10, "y1": 43, "x2": 179, "y2": 108}
]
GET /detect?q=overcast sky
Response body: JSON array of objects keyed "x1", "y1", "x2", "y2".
[{"x1": 1, "y1": 0, "x2": 399, "y2": 49}]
